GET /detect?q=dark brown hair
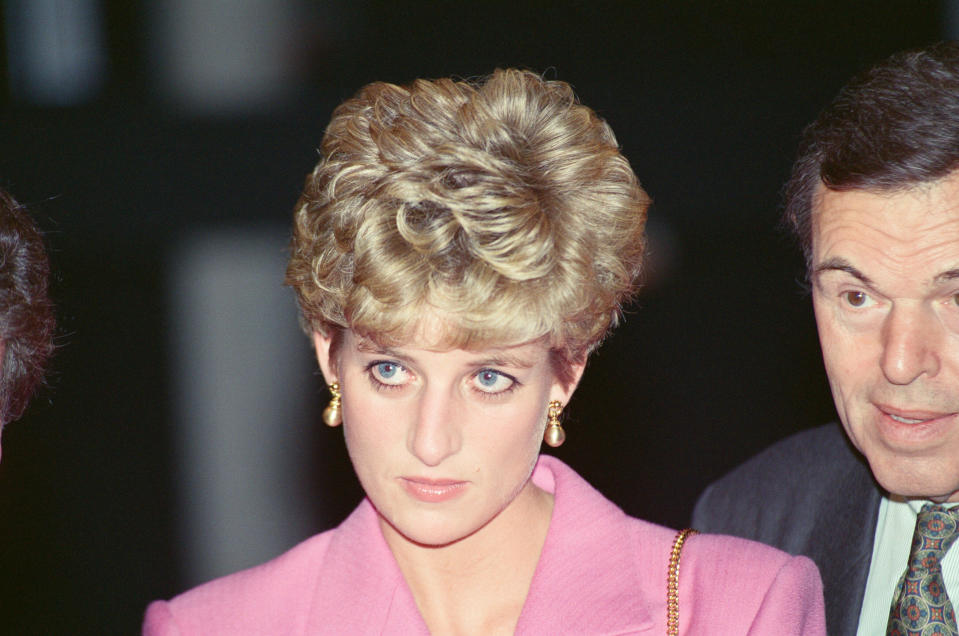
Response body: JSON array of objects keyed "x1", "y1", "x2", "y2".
[
  {"x1": 0, "y1": 188, "x2": 55, "y2": 424},
  {"x1": 784, "y1": 42, "x2": 959, "y2": 266}
]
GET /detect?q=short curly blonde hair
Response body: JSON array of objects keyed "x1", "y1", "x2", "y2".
[{"x1": 286, "y1": 69, "x2": 649, "y2": 376}]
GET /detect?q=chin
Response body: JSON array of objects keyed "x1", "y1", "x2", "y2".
[
  {"x1": 871, "y1": 457, "x2": 959, "y2": 502},
  {"x1": 383, "y1": 513, "x2": 478, "y2": 548},
  {"x1": 399, "y1": 526, "x2": 475, "y2": 548}
]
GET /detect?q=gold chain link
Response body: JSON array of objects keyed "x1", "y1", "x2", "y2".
[{"x1": 666, "y1": 528, "x2": 698, "y2": 635}]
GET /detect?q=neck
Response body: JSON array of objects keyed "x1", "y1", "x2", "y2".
[{"x1": 381, "y1": 481, "x2": 554, "y2": 635}]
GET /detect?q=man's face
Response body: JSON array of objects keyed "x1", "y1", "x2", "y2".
[{"x1": 811, "y1": 171, "x2": 959, "y2": 502}]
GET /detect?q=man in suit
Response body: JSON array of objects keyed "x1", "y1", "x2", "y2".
[
  {"x1": 694, "y1": 41, "x2": 959, "y2": 636},
  {"x1": 0, "y1": 186, "x2": 54, "y2": 462}
]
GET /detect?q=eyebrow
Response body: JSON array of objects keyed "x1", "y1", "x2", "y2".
[
  {"x1": 354, "y1": 340, "x2": 536, "y2": 369},
  {"x1": 355, "y1": 340, "x2": 403, "y2": 356},
  {"x1": 472, "y1": 354, "x2": 536, "y2": 369},
  {"x1": 813, "y1": 257, "x2": 873, "y2": 285},
  {"x1": 814, "y1": 258, "x2": 959, "y2": 287},
  {"x1": 934, "y1": 268, "x2": 959, "y2": 284}
]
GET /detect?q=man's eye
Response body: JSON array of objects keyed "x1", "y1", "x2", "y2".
[{"x1": 844, "y1": 291, "x2": 868, "y2": 307}]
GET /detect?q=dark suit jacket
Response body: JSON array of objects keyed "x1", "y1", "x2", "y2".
[{"x1": 692, "y1": 423, "x2": 881, "y2": 636}]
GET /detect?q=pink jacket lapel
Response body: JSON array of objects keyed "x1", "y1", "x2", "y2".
[
  {"x1": 302, "y1": 500, "x2": 430, "y2": 635},
  {"x1": 516, "y1": 456, "x2": 656, "y2": 634}
]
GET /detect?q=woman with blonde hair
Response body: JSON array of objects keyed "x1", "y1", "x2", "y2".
[{"x1": 144, "y1": 69, "x2": 825, "y2": 634}]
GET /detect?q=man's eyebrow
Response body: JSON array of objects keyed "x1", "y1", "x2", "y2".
[
  {"x1": 934, "y1": 268, "x2": 959, "y2": 284},
  {"x1": 813, "y1": 257, "x2": 873, "y2": 285}
]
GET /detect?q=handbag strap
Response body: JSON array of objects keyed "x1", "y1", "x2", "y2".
[{"x1": 666, "y1": 528, "x2": 698, "y2": 636}]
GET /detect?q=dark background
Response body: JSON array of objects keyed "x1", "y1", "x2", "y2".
[{"x1": 0, "y1": 2, "x2": 946, "y2": 633}]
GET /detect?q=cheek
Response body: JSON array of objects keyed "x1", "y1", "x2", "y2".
[
  {"x1": 509, "y1": 402, "x2": 550, "y2": 456},
  {"x1": 341, "y1": 391, "x2": 398, "y2": 463},
  {"x1": 814, "y1": 297, "x2": 847, "y2": 353},
  {"x1": 815, "y1": 305, "x2": 870, "y2": 387},
  {"x1": 820, "y1": 340, "x2": 867, "y2": 408},
  {"x1": 469, "y1": 400, "x2": 546, "y2": 464},
  {"x1": 814, "y1": 310, "x2": 881, "y2": 430},
  {"x1": 480, "y1": 409, "x2": 545, "y2": 501}
]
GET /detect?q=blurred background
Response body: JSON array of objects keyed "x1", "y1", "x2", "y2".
[{"x1": 0, "y1": 1, "x2": 949, "y2": 633}]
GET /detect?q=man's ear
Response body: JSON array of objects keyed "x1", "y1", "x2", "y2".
[{"x1": 311, "y1": 330, "x2": 337, "y2": 384}]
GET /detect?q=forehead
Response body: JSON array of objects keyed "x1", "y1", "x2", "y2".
[
  {"x1": 350, "y1": 301, "x2": 556, "y2": 354},
  {"x1": 349, "y1": 331, "x2": 551, "y2": 368},
  {"x1": 811, "y1": 175, "x2": 959, "y2": 284},
  {"x1": 351, "y1": 310, "x2": 551, "y2": 357}
]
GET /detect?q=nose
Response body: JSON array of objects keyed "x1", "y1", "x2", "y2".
[
  {"x1": 880, "y1": 302, "x2": 942, "y2": 385},
  {"x1": 408, "y1": 387, "x2": 461, "y2": 466}
]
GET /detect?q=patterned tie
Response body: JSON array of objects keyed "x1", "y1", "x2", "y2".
[{"x1": 887, "y1": 504, "x2": 959, "y2": 636}]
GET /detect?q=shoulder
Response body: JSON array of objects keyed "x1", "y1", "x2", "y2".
[
  {"x1": 619, "y1": 518, "x2": 817, "y2": 590},
  {"x1": 692, "y1": 424, "x2": 870, "y2": 530},
  {"x1": 710, "y1": 423, "x2": 856, "y2": 483},
  {"x1": 683, "y1": 533, "x2": 819, "y2": 584},
  {"x1": 617, "y1": 519, "x2": 825, "y2": 634},
  {"x1": 143, "y1": 530, "x2": 335, "y2": 636},
  {"x1": 680, "y1": 533, "x2": 826, "y2": 634}
]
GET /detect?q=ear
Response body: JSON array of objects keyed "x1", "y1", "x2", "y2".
[
  {"x1": 550, "y1": 358, "x2": 587, "y2": 406},
  {"x1": 311, "y1": 330, "x2": 338, "y2": 385}
]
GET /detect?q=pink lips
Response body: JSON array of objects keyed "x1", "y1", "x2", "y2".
[
  {"x1": 401, "y1": 477, "x2": 468, "y2": 503},
  {"x1": 876, "y1": 404, "x2": 958, "y2": 443},
  {"x1": 879, "y1": 404, "x2": 951, "y2": 422}
]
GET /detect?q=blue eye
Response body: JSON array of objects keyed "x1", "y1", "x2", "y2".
[
  {"x1": 477, "y1": 370, "x2": 499, "y2": 387},
  {"x1": 368, "y1": 361, "x2": 409, "y2": 388},
  {"x1": 471, "y1": 369, "x2": 516, "y2": 394},
  {"x1": 376, "y1": 362, "x2": 398, "y2": 379}
]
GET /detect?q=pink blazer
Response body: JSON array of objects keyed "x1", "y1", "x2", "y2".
[{"x1": 144, "y1": 456, "x2": 825, "y2": 634}]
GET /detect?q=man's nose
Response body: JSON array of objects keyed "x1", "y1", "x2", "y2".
[{"x1": 880, "y1": 303, "x2": 942, "y2": 385}]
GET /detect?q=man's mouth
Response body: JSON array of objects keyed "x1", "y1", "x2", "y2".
[{"x1": 889, "y1": 414, "x2": 926, "y2": 424}]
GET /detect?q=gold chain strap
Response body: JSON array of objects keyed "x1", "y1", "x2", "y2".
[{"x1": 666, "y1": 528, "x2": 698, "y2": 636}]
